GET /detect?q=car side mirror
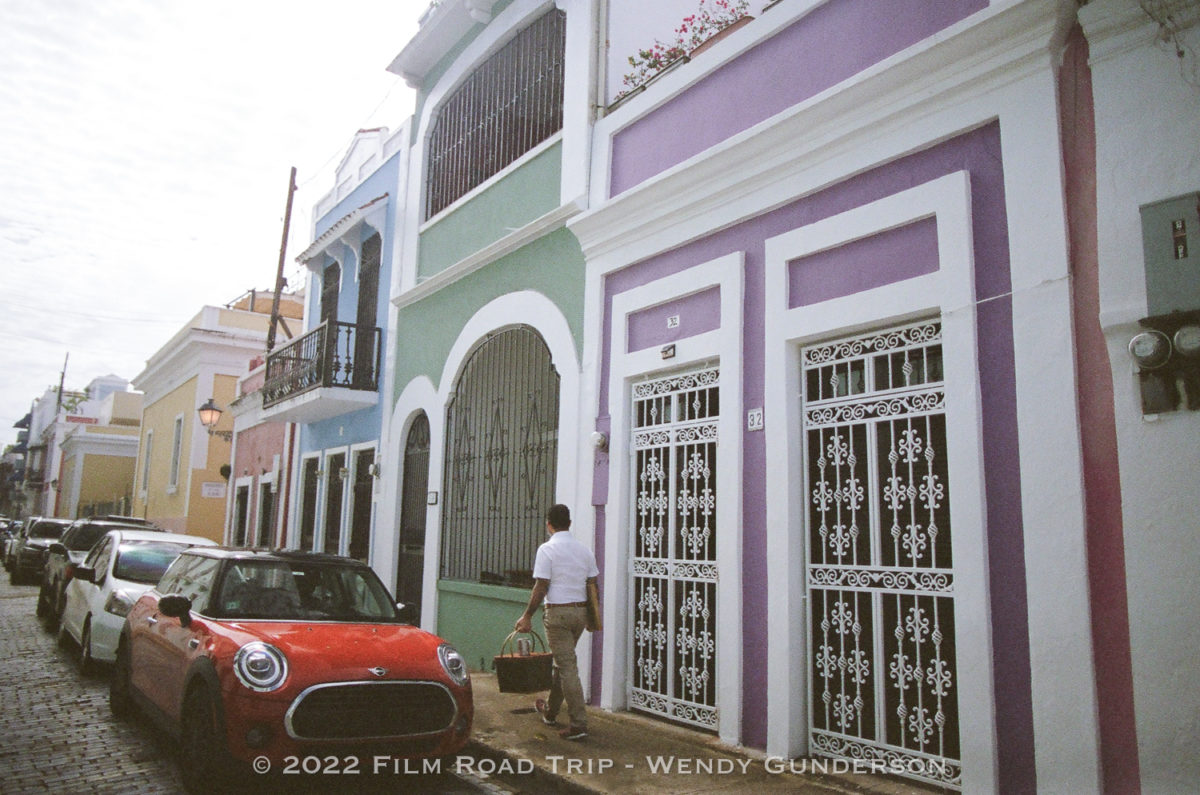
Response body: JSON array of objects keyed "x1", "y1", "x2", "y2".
[
  {"x1": 158, "y1": 594, "x2": 193, "y2": 627},
  {"x1": 396, "y1": 602, "x2": 419, "y2": 625},
  {"x1": 73, "y1": 566, "x2": 95, "y2": 583}
]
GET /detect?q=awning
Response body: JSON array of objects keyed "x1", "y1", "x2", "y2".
[{"x1": 295, "y1": 194, "x2": 389, "y2": 265}]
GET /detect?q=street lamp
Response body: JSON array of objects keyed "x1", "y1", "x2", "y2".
[{"x1": 198, "y1": 399, "x2": 233, "y2": 441}]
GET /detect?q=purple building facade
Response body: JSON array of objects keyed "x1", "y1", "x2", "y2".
[{"x1": 565, "y1": 0, "x2": 1198, "y2": 791}]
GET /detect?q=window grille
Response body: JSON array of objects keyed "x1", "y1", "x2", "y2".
[
  {"x1": 424, "y1": 9, "x2": 566, "y2": 220},
  {"x1": 440, "y1": 326, "x2": 559, "y2": 586}
]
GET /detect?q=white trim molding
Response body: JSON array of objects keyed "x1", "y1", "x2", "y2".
[
  {"x1": 603, "y1": 251, "x2": 744, "y2": 746},
  {"x1": 762, "y1": 172, "x2": 999, "y2": 789}
]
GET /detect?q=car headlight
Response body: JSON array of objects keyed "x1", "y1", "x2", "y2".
[
  {"x1": 104, "y1": 589, "x2": 137, "y2": 618},
  {"x1": 234, "y1": 642, "x2": 289, "y2": 692},
  {"x1": 437, "y1": 643, "x2": 469, "y2": 687}
]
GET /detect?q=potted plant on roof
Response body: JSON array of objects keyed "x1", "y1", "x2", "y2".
[{"x1": 612, "y1": 0, "x2": 752, "y2": 106}]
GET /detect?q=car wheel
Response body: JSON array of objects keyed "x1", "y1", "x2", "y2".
[
  {"x1": 52, "y1": 586, "x2": 67, "y2": 627},
  {"x1": 79, "y1": 619, "x2": 96, "y2": 677},
  {"x1": 180, "y1": 685, "x2": 232, "y2": 789},
  {"x1": 110, "y1": 641, "x2": 134, "y2": 719},
  {"x1": 9, "y1": 567, "x2": 22, "y2": 586},
  {"x1": 36, "y1": 583, "x2": 51, "y2": 618},
  {"x1": 55, "y1": 619, "x2": 71, "y2": 649}
]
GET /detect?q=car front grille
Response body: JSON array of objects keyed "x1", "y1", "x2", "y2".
[{"x1": 286, "y1": 681, "x2": 458, "y2": 740}]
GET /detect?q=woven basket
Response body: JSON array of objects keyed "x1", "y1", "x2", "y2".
[{"x1": 493, "y1": 630, "x2": 553, "y2": 693}]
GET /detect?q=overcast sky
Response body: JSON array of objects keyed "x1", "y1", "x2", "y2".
[{"x1": 0, "y1": 0, "x2": 421, "y2": 441}]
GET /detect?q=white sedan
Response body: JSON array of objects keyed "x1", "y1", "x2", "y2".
[{"x1": 58, "y1": 528, "x2": 217, "y2": 672}]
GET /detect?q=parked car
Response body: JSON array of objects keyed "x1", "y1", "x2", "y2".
[
  {"x1": 3, "y1": 517, "x2": 30, "y2": 572},
  {"x1": 9, "y1": 518, "x2": 72, "y2": 585},
  {"x1": 111, "y1": 549, "x2": 472, "y2": 785},
  {"x1": 39, "y1": 517, "x2": 164, "y2": 625},
  {"x1": 0, "y1": 519, "x2": 18, "y2": 569},
  {"x1": 58, "y1": 529, "x2": 215, "y2": 673}
]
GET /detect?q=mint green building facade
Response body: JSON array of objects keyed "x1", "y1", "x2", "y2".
[{"x1": 373, "y1": 0, "x2": 599, "y2": 675}]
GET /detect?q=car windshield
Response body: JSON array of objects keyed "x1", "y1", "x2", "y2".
[
  {"x1": 114, "y1": 541, "x2": 193, "y2": 584},
  {"x1": 213, "y1": 559, "x2": 401, "y2": 622}
]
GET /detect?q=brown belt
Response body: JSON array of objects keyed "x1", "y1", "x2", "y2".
[{"x1": 547, "y1": 601, "x2": 588, "y2": 608}]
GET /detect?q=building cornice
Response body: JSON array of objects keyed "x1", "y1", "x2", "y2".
[
  {"x1": 387, "y1": 0, "x2": 502, "y2": 88},
  {"x1": 392, "y1": 199, "x2": 584, "y2": 310},
  {"x1": 570, "y1": 0, "x2": 1066, "y2": 268}
]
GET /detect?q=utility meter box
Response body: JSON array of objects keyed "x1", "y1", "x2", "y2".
[{"x1": 1141, "y1": 191, "x2": 1200, "y2": 316}]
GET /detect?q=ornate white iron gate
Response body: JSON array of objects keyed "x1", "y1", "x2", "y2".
[
  {"x1": 802, "y1": 321, "x2": 961, "y2": 789},
  {"x1": 630, "y1": 367, "x2": 719, "y2": 730}
]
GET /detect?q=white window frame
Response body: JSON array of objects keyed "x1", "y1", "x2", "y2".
[
  {"x1": 291, "y1": 452, "x2": 324, "y2": 551},
  {"x1": 167, "y1": 414, "x2": 184, "y2": 493},
  {"x1": 255, "y1": 472, "x2": 276, "y2": 549},
  {"x1": 319, "y1": 446, "x2": 351, "y2": 556},
  {"x1": 140, "y1": 430, "x2": 154, "y2": 498},
  {"x1": 345, "y1": 441, "x2": 378, "y2": 560}
]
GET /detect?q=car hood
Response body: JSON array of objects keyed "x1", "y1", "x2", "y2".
[{"x1": 218, "y1": 622, "x2": 452, "y2": 684}]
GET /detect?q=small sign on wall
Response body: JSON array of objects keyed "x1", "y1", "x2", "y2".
[{"x1": 201, "y1": 482, "x2": 227, "y2": 499}]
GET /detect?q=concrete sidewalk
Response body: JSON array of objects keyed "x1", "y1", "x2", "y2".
[{"x1": 464, "y1": 673, "x2": 931, "y2": 795}]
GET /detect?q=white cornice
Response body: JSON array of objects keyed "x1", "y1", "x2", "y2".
[
  {"x1": 388, "y1": 0, "x2": 502, "y2": 88},
  {"x1": 1078, "y1": 0, "x2": 1162, "y2": 63},
  {"x1": 392, "y1": 199, "x2": 584, "y2": 310},
  {"x1": 134, "y1": 323, "x2": 269, "y2": 407},
  {"x1": 570, "y1": 0, "x2": 1065, "y2": 267}
]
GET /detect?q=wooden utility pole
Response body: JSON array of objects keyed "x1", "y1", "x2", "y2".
[
  {"x1": 266, "y1": 167, "x2": 297, "y2": 352},
  {"x1": 54, "y1": 352, "x2": 68, "y2": 415}
]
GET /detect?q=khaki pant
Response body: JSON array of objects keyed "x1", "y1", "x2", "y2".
[{"x1": 543, "y1": 604, "x2": 587, "y2": 729}]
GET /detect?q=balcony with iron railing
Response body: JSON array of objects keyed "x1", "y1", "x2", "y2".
[{"x1": 261, "y1": 321, "x2": 382, "y2": 424}]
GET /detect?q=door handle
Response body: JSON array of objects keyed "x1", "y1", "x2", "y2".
[{"x1": 146, "y1": 616, "x2": 158, "y2": 625}]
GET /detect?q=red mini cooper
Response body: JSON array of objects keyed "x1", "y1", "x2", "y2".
[{"x1": 111, "y1": 548, "x2": 472, "y2": 783}]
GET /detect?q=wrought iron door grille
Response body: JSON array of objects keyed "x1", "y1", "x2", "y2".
[
  {"x1": 801, "y1": 321, "x2": 962, "y2": 789},
  {"x1": 424, "y1": 9, "x2": 566, "y2": 220},
  {"x1": 440, "y1": 327, "x2": 559, "y2": 586},
  {"x1": 630, "y1": 367, "x2": 719, "y2": 730}
]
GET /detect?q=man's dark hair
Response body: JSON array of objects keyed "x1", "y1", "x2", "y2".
[{"x1": 547, "y1": 503, "x2": 571, "y2": 530}]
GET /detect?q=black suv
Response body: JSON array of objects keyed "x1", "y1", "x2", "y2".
[
  {"x1": 9, "y1": 518, "x2": 73, "y2": 585},
  {"x1": 39, "y1": 517, "x2": 162, "y2": 625}
]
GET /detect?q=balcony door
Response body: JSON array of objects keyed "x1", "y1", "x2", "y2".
[{"x1": 353, "y1": 234, "x2": 380, "y2": 389}]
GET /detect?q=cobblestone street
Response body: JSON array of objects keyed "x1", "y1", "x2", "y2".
[
  {"x1": 0, "y1": 578, "x2": 182, "y2": 793},
  {"x1": 0, "y1": 578, "x2": 491, "y2": 794}
]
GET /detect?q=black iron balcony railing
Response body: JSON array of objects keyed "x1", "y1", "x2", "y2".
[{"x1": 263, "y1": 321, "x2": 381, "y2": 409}]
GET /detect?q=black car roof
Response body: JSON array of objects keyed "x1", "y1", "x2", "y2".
[{"x1": 180, "y1": 547, "x2": 370, "y2": 567}]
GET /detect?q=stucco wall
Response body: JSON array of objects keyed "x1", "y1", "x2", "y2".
[{"x1": 1081, "y1": 2, "x2": 1200, "y2": 791}]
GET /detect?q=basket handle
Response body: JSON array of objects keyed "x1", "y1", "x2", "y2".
[{"x1": 500, "y1": 629, "x2": 548, "y2": 657}]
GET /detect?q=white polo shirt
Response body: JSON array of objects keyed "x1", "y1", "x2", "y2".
[{"x1": 532, "y1": 530, "x2": 599, "y2": 605}]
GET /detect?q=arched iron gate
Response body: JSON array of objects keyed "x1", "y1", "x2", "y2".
[{"x1": 440, "y1": 326, "x2": 559, "y2": 586}]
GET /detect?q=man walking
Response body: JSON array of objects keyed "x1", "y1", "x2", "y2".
[{"x1": 515, "y1": 504, "x2": 598, "y2": 740}]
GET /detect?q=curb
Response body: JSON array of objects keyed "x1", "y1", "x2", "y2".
[{"x1": 464, "y1": 737, "x2": 603, "y2": 795}]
